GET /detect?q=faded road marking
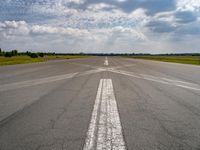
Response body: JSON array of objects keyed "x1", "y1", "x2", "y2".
[
  {"x1": 104, "y1": 57, "x2": 109, "y2": 66},
  {"x1": 109, "y1": 69, "x2": 200, "y2": 91},
  {"x1": 83, "y1": 79, "x2": 126, "y2": 150},
  {"x1": 0, "y1": 69, "x2": 102, "y2": 92},
  {"x1": 1, "y1": 62, "x2": 199, "y2": 93}
]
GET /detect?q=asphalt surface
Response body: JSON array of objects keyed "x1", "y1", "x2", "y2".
[{"x1": 0, "y1": 57, "x2": 200, "y2": 150}]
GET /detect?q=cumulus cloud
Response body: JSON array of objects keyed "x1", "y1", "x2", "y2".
[
  {"x1": 0, "y1": 20, "x2": 149, "y2": 53},
  {"x1": 0, "y1": 20, "x2": 91, "y2": 38},
  {"x1": 175, "y1": 21, "x2": 200, "y2": 35},
  {"x1": 0, "y1": 0, "x2": 200, "y2": 53},
  {"x1": 177, "y1": 0, "x2": 200, "y2": 11},
  {"x1": 71, "y1": 0, "x2": 176, "y2": 14},
  {"x1": 175, "y1": 10, "x2": 197, "y2": 23},
  {"x1": 146, "y1": 20, "x2": 176, "y2": 33},
  {"x1": 87, "y1": 3, "x2": 117, "y2": 12},
  {"x1": 0, "y1": 20, "x2": 145, "y2": 41},
  {"x1": 0, "y1": 21, "x2": 29, "y2": 38}
]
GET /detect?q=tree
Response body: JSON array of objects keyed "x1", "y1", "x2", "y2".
[
  {"x1": 38, "y1": 53, "x2": 44, "y2": 57},
  {"x1": 0, "y1": 48, "x2": 2, "y2": 56},
  {"x1": 26, "y1": 51, "x2": 31, "y2": 56},
  {"x1": 11, "y1": 50, "x2": 18, "y2": 56},
  {"x1": 4, "y1": 52, "x2": 12, "y2": 57},
  {"x1": 29, "y1": 53, "x2": 38, "y2": 58}
]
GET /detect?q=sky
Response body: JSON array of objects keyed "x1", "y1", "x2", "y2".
[{"x1": 0, "y1": 0, "x2": 200, "y2": 53}]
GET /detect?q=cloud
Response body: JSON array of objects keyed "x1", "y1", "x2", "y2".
[
  {"x1": 87, "y1": 3, "x2": 117, "y2": 11},
  {"x1": 0, "y1": 20, "x2": 145, "y2": 40},
  {"x1": 146, "y1": 20, "x2": 176, "y2": 33},
  {"x1": 175, "y1": 21, "x2": 200, "y2": 35},
  {"x1": 0, "y1": 20, "x2": 147, "y2": 52},
  {"x1": 177, "y1": 0, "x2": 200, "y2": 12},
  {"x1": 0, "y1": 20, "x2": 91, "y2": 38},
  {"x1": 69, "y1": 0, "x2": 177, "y2": 15},
  {"x1": 175, "y1": 10, "x2": 197, "y2": 23},
  {"x1": 0, "y1": 0, "x2": 200, "y2": 53},
  {"x1": 31, "y1": 25, "x2": 59, "y2": 34},
  {"x1": 0, "y1": 21, "x2": 29, "y2": 38}
]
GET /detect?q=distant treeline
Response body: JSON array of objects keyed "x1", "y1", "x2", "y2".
[
  {"x1": 55, "y1": 52, "x2": 200, "y2": 56},
  {"x1": 0, "y1": 48, "x2": 200, "y2": 57},
  {"x1": 81, "y1": 53, "x2": 200, "y2": 56},
  {"x1": 0, "y1": 48, "x2": 55, "y2": 58}
]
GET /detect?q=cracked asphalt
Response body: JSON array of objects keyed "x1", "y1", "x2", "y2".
[{"x1": 0, "y1": 57, "x2": 200, "y2": 150}]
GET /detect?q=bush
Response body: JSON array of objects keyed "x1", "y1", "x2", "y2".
[
  {"x1": 11, "y1": 50, "x2": 18, "y2": 56},
  {"x1": 26, "y1": 51, "x2": 31, "y2": 56},
  {"x1": 4, "y1": 52, "x2": 13, "y2": 57},
  {"x1": 38, "y1": 53, "x2": 44, "y2": 57},
  {"x1": 29, "y1": 53, "x2": 38, "y2": 58},
  {"x1": 26, "y1": 51, "x2": 38, "y2": 58},
  {"x1": 0, "y1": 48, "x2": 2, "y2": 56}
]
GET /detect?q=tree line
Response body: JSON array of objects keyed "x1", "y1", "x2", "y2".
[
  {"x1": 0, "y1": 48, "x2": 200, "y2": 57},
  {"x1": 0, "y1": 48, "x2": 54, "y2": 58}
]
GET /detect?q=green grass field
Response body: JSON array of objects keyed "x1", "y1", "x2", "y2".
[
  {"x1": 128, "y1": 56, "x2": 200, "y2": 65},
  {"x1": 0, "y1": 55, "x2": 89, "y2": 66}
]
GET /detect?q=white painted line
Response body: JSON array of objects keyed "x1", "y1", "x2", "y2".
[
  {"x1": 104, "y1": 57, "x2": 109, "y2": 66},
  {"x1": 71, "y1": 62, "x2": 135, "y2": 70},
  {"x1": 83, "y1": 79, "x2": 126, "y2": 150},
  {"x1": 83, "y1": 79, "x2": 103, "y2": 150},
  {"x1": 71, "y1": 62, "x2": 100, "y2": 69},
  {"x1": 127, "y1": 57, "x2": 200, "y2": 68},
  {"x1": 113, "y1": 64, "x2": 135, "y2": 69},
  {"x1": 0, "y1": 69, "x2": 103, "y2": 92},
  {"x1": 160, "y1": 77, "x2": 198, "y2": 85},
  {"x1": 174, "y1": 84, "x2": 200, "y2": 91},
  {"x1": 109, "y1": 69, "x2": 200, "y2": 91}
]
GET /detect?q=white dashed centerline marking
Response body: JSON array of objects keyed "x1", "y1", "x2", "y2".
[
  {"x1": 104, "y1": 57, "x2": 109, "y2": 66},
  {"x1": 83, "y1": 79, "x2": 126, "y2": 150}
]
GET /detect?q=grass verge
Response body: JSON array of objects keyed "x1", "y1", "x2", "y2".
[
  {"x1": 127, "y1": 56, "x2": 200, "y2": 65},
  {"x1": 0, "y1": 55, "x2": 89, "y2": 66}
]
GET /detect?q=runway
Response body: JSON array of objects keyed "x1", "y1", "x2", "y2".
[{"x1": 0, "y1": 56, "x2": 200, "y2": 150}]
